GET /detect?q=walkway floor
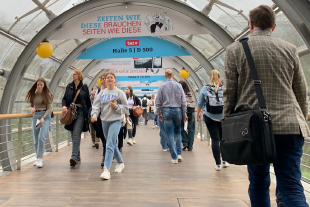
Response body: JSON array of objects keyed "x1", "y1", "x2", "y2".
[{"x1": 0, "y1": 123, "x2": 277, "y2": 207}]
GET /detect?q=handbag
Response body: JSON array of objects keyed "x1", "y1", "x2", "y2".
[
  {"x1": 220, "y1": 38, "x2": 277, "y2": 165},
  {"x1": 126, "y1": 116, "x2": 133, "y2": 130},
  {"x1": 51, "y1": 111, "x2": 54, "y2": 118},
  {"x1": 60, "y1": 87, "x2": 82, "y2": 125},
  {"x1": 132, "y1": 96, "x2": 143, "y2": 117}
]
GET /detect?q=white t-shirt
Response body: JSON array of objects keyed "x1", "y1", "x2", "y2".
[{"x1": 127, "y1": 96, "x2": 135, "y2": 109}]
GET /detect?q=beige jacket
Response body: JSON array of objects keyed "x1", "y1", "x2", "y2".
[{"x1": 223, "y1": 30, "x2": 310, "y2": 137}]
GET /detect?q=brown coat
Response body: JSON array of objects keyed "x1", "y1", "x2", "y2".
[{"x1": 223, "y1": 30, "x2": 310, "y2": 137}]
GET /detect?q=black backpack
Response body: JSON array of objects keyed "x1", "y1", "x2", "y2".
[{"x1": 142, "y1": 99, "x2": 147, "y2": 107}]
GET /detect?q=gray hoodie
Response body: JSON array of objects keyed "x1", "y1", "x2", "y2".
[{"x1": 91, "y1": 88, "x2": 129, "y2": 123}]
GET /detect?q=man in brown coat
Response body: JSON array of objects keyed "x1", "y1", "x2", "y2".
[{"x1": 223, "y1": 5, "x2": 309, "y2": 207}]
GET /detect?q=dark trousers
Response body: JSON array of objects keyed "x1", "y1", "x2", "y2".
[
  {"x1": 181, "y1": 113, "x2": 195, "y2": 150},
  {"x1": 203, "y1": 115, "x2": 222, "y2": 165},
  {"x1": 93, "y1": 115, "x2": 106, "y2": 158},
  {"x1": 118, "y1": 126, "x2": 127, "y2": 149},
  {"x1": 129, "y1": 109, "x2": 137, "y2": 137},
  {"x1": 143, "y1": 109, "x2": 148, "y2": 125},
  {"x1": 248, "y1": 134, "x2": 307, "y2": 207}
]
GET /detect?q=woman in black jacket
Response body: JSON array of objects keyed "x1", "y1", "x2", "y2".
[{"x1": 62, "y1": 69, "x2": 91, "y2": 167}]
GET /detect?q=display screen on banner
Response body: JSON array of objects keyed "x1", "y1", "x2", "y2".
[
  {"x1": 152, "y1": 57, "x2": 162, "y2": 68},
  {"x1": 134, "y1": 58, "x2": 152, "y2": 68},
  {"x1": 77, "y1": 36, "x2": 190, "y2": 59},
  {"x1": 92, "y1": 57, "x2": 182, "y2": 70},
  {"x1": 50, "y1": 6, "x2": 209, "y2": 40}
]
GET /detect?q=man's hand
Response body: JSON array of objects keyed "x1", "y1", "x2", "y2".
[
  {"x1": 159, "y1": 115, "x2": 163, "y2": 122},
  {"x1": 91, "y1": 117, "x2": 97, "y2": 123},
  {"x1": 184, "y1": 116, "x2": 188, "y2": 122},
  {"x1": 110, "y1": 99, "x2": 116, "y2": 109},
  {"x1": 31, "y1": 108, "x2": 35, "y2": 115}
]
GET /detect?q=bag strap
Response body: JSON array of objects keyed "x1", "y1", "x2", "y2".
[
  {"x1": 73, "y1": 87, "x2": 82, "y2": 103},
  {"x1": 239, "y1": 38, "x2": 267, "y2": 109},
  {"x1": 133, "y1": 95, "x2": 136, "y2": 106}
]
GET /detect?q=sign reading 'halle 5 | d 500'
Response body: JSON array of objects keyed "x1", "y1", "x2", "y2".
[{"x1": 50, "y1": 6, "x2": 209, "y2": 40}]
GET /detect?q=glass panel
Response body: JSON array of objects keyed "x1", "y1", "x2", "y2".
[
  {"x1": 84, "y1": 77, "x2": 91, "y2": 85},
  {"x1": 0, "y1": 0, "x2": 39, "y2": 31},
  {"x1": 207, "y1": 0, "x2": 274, "y2": 37},
  {"x1": 72, "y1": 60, "x2": 93, "y2": 70},
  {"x1": 179, "y1": 56, "x2": 200, "y2": 70},
  {"x1": 210, "y1": 52, "x2": 226, "y2": 78},
  {"x1": 0, "y1": 77, "x2": 7, "y2": 105},
  {"x1": 25, "y1": 57, "x2": 60, "y2": 81},
  {"x1": 0, "y1": 40, "x2": 25, "y2": 71},
  {"x1": 179, "y1": 34, "x2": 223, "y2": 59},
  {"x1": 273, "y1": 11, "x2": 306, "y2": 50},
  {"x1": 196, "y1": 67, "x2": 209, "y2": 85},
  {"x1": 87, "y1": 68, "x2": 102, "y2": 78},
  {"x1": 53, "y1": 86, "x2": 66, "y2": 109},
  {"x1": 186, "y1": 76, "x2": 198, "y2": 91},
  {"x1": 50, "y1": 39, "x2": 79, "y2": 61},
  {"x1": 13, "y1": 80, "x2": 36, "y2": 113},
  {"x1": 59, "y1": 69, "x2": 74, "y2": 87}
]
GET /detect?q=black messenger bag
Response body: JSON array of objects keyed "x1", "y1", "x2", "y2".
[{"x1": 220, "y1": 38, "x2": 277, "y2": 165}]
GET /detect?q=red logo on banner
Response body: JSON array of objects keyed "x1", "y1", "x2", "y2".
[{"x1": 126, "y1": 40, "x2": 139, "y2": 46}]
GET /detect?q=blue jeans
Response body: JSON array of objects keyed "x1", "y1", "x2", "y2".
[
  {"x1": 102, "y1": 120, "x2": 123, "y2": 169},
  {"x1": 32, "y1": 111, "x2": 51, "y2": 158},
  {"x1": 158, "y1": 119, "x2": 168, "y2": 150},
  {"x1": 248, "y1": 134, "x2": 308, "y2": 207},
  {"x1": 162, "y1": 108, "x2": 182, "y2": 160}
]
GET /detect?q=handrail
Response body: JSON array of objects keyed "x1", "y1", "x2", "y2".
[{"x1": 0, "y1": 111, "x2": 62, "y2": 119}]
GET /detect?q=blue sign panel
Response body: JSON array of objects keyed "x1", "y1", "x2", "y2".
[{"x1": 77, "y1": 36, "x2": 190, "y2": 59}]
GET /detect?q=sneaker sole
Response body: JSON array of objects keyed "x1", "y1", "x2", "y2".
[
  {"x1": 127, "y1": 141, "x2": 133, "y2": 146},
  {"x1": 37, "y1": 165, "x2": 43, "y2": 168},
  {"x1": 178, "y1": 159, "x2": 183, "y2": 162},
  {"x1": 100, "y1": 175, "x2": 110, "y2": 180}
]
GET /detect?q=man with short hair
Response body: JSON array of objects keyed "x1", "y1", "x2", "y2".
[
  {"x1": 141, "y1": 94, "x2": 149, "y2": 125},
  {"x1": 156, "y1": 69, "x2": 187, "y2": 163},
  {"x1": 223, "y1": 5, "x2": 309, "y2": 207}
]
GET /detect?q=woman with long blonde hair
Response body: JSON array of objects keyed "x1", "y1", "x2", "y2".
[
  {"x1": 197, "y1": 69, "x2": 229, "y2": 171},
  {"x1": 26, "y1": 77, "x2": 53, "y2": 168}
]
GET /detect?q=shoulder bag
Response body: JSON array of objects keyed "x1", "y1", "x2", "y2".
[
  {"x1": 60, "y1": 87, "x2": 82, "y2": 125},
  {"x1": 220, "y1": 38, "x2": 277, "y2": 165},
  {"x1": 132, "y1": 96, "x2": 143, "y2": 117}
]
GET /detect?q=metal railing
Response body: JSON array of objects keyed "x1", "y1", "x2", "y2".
[{"x1": 0, "y1": 112, "x2": 73, "y2": 172}]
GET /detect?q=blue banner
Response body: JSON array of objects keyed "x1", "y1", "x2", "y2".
[{"x1": 77, "y1": 36, "x2": 190, "y2": 59}]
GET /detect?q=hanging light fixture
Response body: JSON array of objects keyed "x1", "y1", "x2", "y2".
[
  {"x1": 37, "y1": 39, "x2": 53, "y2": 58},
  {"x1": 97, "y1": 78, "x2": 102, "y2": 85},
  {"x1": 179, "y1": 67, "x2": 189, "y2": 79}
]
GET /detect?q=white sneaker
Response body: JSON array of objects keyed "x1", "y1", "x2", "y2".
[
  {"x1": 177, "y1": 155, "x2": 183, "y2": 162},
  {"x1": 171, "y1": 159, "x2": 178, "y2": 164},
  {"x1": 215, "y1": 165, "x2": 222, "y2": 171},
  {"x1": 36, "y1": 159, "x2": 43, "y2": 168},
  {"x1": 162, "y1": 149, "x2": 168, "y2": 152},
  {"x1": 115, "y1": 163, "x2": 125, "y2": 173},
  {"x1": 222, "y1": 161, "x2": 230, "y2": 168},
  {"x1": 100, "y1": 167, "x2": 110, "y2": 180},
  {"x1": 127, "y1": 138, "x2": 133, "y2": 146},
  {"x1": 132, "y1": 139, "x2": 136, "y2": 144},
  {"x1": 33, "y1": 159, "x2": 38, "y2": 166}
]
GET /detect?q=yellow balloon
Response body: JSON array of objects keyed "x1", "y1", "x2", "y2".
[
  {"x1": 37, "y1": 42, "x2": 53, "y2": 58},
  {"x1": 179, "y1": 68, "x2": 189, "y2": 79},
  {"x1": 97, "y1": 78, "x2": 102, "y2": 85}
]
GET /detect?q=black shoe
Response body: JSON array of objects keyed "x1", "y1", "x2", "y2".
[
  {"x1": 70, "y1": 158, "x2": 77, "y2": 167},
  {"x1": 95, "y1": 143, "x2": 99, "y2": 149},
  {"x1": 182, "y1": 146, "x2": 188, "y2": 151},
  {"x1": 119, "y1": 147, "x2": 122, "y2": 152}
]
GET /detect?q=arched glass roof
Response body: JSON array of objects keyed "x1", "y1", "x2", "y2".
[{"x1": 0, "y1": 0, "x2": 309, "y2": 114}]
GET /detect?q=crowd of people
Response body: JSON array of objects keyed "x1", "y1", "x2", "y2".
[{"x1": 25, "y1": 5, "x2": 309, "y2": 207}]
